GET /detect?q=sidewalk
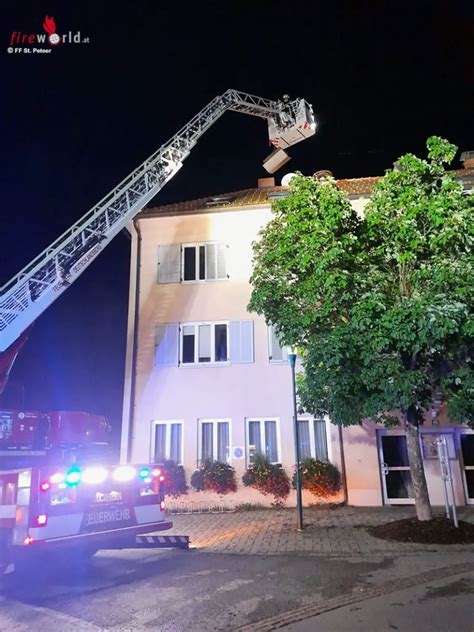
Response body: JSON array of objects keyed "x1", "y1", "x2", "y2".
[{"x1": 164, "y1": 505, "x2": 474, "y2": 557}]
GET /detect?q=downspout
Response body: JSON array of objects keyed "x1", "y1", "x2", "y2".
[
  {"x1": 127, "y1": 217, "x2": 142, "y2": 462},
  {"x1": 338, "y1": 424, "x2": 348, "y2": 505}
]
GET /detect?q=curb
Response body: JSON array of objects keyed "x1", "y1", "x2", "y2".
[{"x1": 237, "y1": 562, "x2": 474, "y2": 631}]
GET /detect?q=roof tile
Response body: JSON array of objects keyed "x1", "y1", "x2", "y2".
[{"x1": 140, "y1": 169, "x2": 473, "y2": 218}]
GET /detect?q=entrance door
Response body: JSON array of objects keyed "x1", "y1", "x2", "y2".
[
  {"x1": 378, "y1": 432, "x2": 414, "y2": 504},
  {"x1": 460, "y1": 433, "x2": 474, "y2": 505}
]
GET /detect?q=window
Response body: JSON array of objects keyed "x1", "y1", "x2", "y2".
[
  {"x1": 268, "y1": 324, "x2": 302, "y2": 363},
  {"x1": 182, "y1": 243, "x2": 228, "y2": 282},
  {"x1": 151, "y1": 421, "x2": 183, "y2": 464},
  {"x1": 158, "y1": 242, "x2": 228, "y2": 284},
  {"x1": 199, "y1": 419, "x2": 231, "y2": 463},
  {"x1": 298, "y1": 418, "x2": 328, "y2": 461},
  {"x1": 246, "y1": 418, "x2": 280, "y2": 464},
  {"x1": 156, "y1": 320, "x2": 254, "y2": 367},
  {"x1": 181, "y1": 322, "x2": 229, "y2": 364},
  {"x1": 420, "y1": 432, "x2": 456, "y2": 460}
]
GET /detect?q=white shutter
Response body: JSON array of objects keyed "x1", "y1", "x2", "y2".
[
  {"x1": 269, "y1": 324, "x2": 288, "y2": 362},
  {"x1": 229, "y1": 320, "x2": 254, "y2": 364},
  {"x1": 158, "y1": 245, "x2": 181, "y2": 283},
  {"x1": 217, "y1": 244, "x2": 227, "y2": 279},
  {"x1": 206, "y1": 244, "x2": 217, "y2": 280},
  {"x1": 155, "y1": 324, "x2": 179, "y2": 367}
]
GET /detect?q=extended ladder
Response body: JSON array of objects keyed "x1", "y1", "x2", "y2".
[{"x1": 0, "y1": 90, "x2": 315, "y2": 351}]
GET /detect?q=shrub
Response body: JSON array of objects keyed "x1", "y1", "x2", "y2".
[
  {"x1": 293, "y1": 457, "x2": 341, "y2": 499},
  {"x1": 191, "y1": 459, "x2": 237, "y2": 495},
  {"x1": 242, "y1": 453, "x2": 290, "y2": 506},
  {"x1": 162, "y1": 460, "x2": 188, "y2": 498},
  {"x1": 190, "y1": 468, "x2": 205, "y2": 491}
]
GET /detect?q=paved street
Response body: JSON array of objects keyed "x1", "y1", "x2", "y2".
[
  {"x1": 0, "y1": 507, "x2": 473, "y2": 631},
  {"x1": 285, "y1": 570, "x2": 474, "y2": 632}
]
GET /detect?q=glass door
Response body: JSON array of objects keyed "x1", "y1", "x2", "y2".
[
  {"x1": 378, "y1": 432, "x2": 414, "y2": 504},
  {"x1": 460, "y1": 433, "x2": 474, "y2": 505}
]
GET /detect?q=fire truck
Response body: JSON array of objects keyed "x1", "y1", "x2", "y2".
[
  {"x1": 0, "y1": 408, "x2": 178, "y2": 575},
  {"x1": 0, "y1": 90, "x2": 316, "y2": 575}
]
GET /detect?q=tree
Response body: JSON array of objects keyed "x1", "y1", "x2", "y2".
[{"x1": 249, "y1": 137, "x2": 474, "y2": 521}]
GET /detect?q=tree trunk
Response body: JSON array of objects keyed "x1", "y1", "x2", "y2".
[{"x1": 404, "y1": 409, "x2": 432, "y2": 521}]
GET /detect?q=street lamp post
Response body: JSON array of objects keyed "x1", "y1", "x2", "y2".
[{"x1": 287, "y1": 345, "x2": 304, "y2": 531}]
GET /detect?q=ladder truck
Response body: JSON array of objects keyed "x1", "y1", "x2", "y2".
[{"x1": 0, "y1": 90, "x2": 316, "y2": 575}]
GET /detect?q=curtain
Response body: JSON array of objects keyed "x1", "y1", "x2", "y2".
[
  {"x1": 170, "y1": 424, "x2": 182, "y2": 464},
  {"x1": 154, "y1": 424, "x2": 167, "y2": 463},
  {"x1": 201, "y1": 423, "x2": 213, "y2": 461},
  {"x1": 265, "y1": 420, "x2": 278, "y2": 462},
  {"x1": 248, "y1": 421, "x2": 262, "y2": 462},
  {"x1": 298, "y1": 420, "x2": 311, "y2": 458},
  {"x1": 198, "y1": 324, "x2": 211, "y2": 362},
  {"x1": 214, "y1": 324, "x2": 228, "y2": 362},
  {"x1": 217, "y1": 422, "x2": 229, "y2": 462},
  {"x1": 314, "y1": 419, "x2": 328, "y2": 461}
]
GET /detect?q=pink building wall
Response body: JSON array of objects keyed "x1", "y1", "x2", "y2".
[{"x1": 121, "y1": 195, "x2": 473, "y2": 508}]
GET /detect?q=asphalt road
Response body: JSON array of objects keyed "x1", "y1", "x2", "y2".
[
  {"x1": 286, "y1": 571, "x2": 474, "y2": 632},
  {"x1": 0, "y1": 548, "x2": 472, "y2": 631}
]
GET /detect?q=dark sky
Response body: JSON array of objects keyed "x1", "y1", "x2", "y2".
[{"x1": 1, "y1": 1, "x2": 473, "y2": 444}]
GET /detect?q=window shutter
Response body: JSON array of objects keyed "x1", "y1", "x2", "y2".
[
  {"x1": 269, "y1": 324, "x2": 288, "y2": 362},
  {"x1": 230, "y1": 320, "x2": 254, "y2": 363},
  {"x1": 155, "y1": 324, "x2": 179, "y2": 367},
  {"x1": 217, "y1": 244, "x2": 227, "y2": 279},
  {"x1": 206, "y1": 244, "x2": 217, "y2": 280},
  {"x1": 157, "y1": 245, "x2": 181, "y2": 283}
]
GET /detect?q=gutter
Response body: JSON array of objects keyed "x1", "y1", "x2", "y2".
[{"x1": 127, "y1": 217, "x2": 142, "y2": 462}]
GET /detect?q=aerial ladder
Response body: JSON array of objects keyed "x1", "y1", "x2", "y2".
[{"x1": 0, "y1": 90, "x2": 316, "y2": 355}]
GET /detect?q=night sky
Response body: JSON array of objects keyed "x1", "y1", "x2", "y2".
[{"x1": 1, "y1": 1, "x2": 472, "y2": 446}]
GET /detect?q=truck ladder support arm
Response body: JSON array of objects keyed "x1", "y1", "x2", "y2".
[{"x1": 0, "y1": 90, "x2": 315, "y2": 352}]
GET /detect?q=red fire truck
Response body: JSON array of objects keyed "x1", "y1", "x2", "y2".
[{"x1": 0, "y1": 409, "x2": 181, "y2": 576}]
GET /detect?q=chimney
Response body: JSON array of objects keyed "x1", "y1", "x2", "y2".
[
  {"x1": 257, "y1": 177, "x2": 275, "y2": 188},
  {"x1": 313, "y1": 169, "x2": 334, "y2": 180},
  {"x1": 460, "y1": 151, "x2": 474, "y2": 170}
]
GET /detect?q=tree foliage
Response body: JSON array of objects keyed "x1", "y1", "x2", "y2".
[{"x1": 249, "y1": 137, "x2": 473, "y2": 429}]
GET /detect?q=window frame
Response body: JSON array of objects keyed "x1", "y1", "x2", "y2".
[
  {"x1": 181, "y1": 242, "x2": 228, "y2": 284},
  {"x1": 267, "y1": 324, "x2": 302, "y2": 364},
  {"x1": 150, "y1": 420, "x2": 184, "y2": 465},
  {"x1": 245, "y1": 417, "x2": 282, "y2": 465},
  {"x1": 198, "y1": 418, "x2": 232, "y2": 465},
  {"x1": 179, "y1": 320, "x2": 230, "y2": 366},
  {"x1": 297, "y1": 415, "x2": 331, "y2": 462}
]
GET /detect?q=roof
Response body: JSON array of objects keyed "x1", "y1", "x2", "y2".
[{"x1": 140, "y1": 169, "x2": 474, "y2": 219}]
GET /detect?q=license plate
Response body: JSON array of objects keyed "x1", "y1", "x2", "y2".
[
  {"x1": 81, "y1": 504, "x2": 136, "y2": 532},
  {"x1": 95, "y1": 490, "x2": 122, "y2": 503}
]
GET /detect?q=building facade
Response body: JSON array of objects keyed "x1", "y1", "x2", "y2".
[{"x1": 121, "y1": 166, "x2": 474, "y2": 509}]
